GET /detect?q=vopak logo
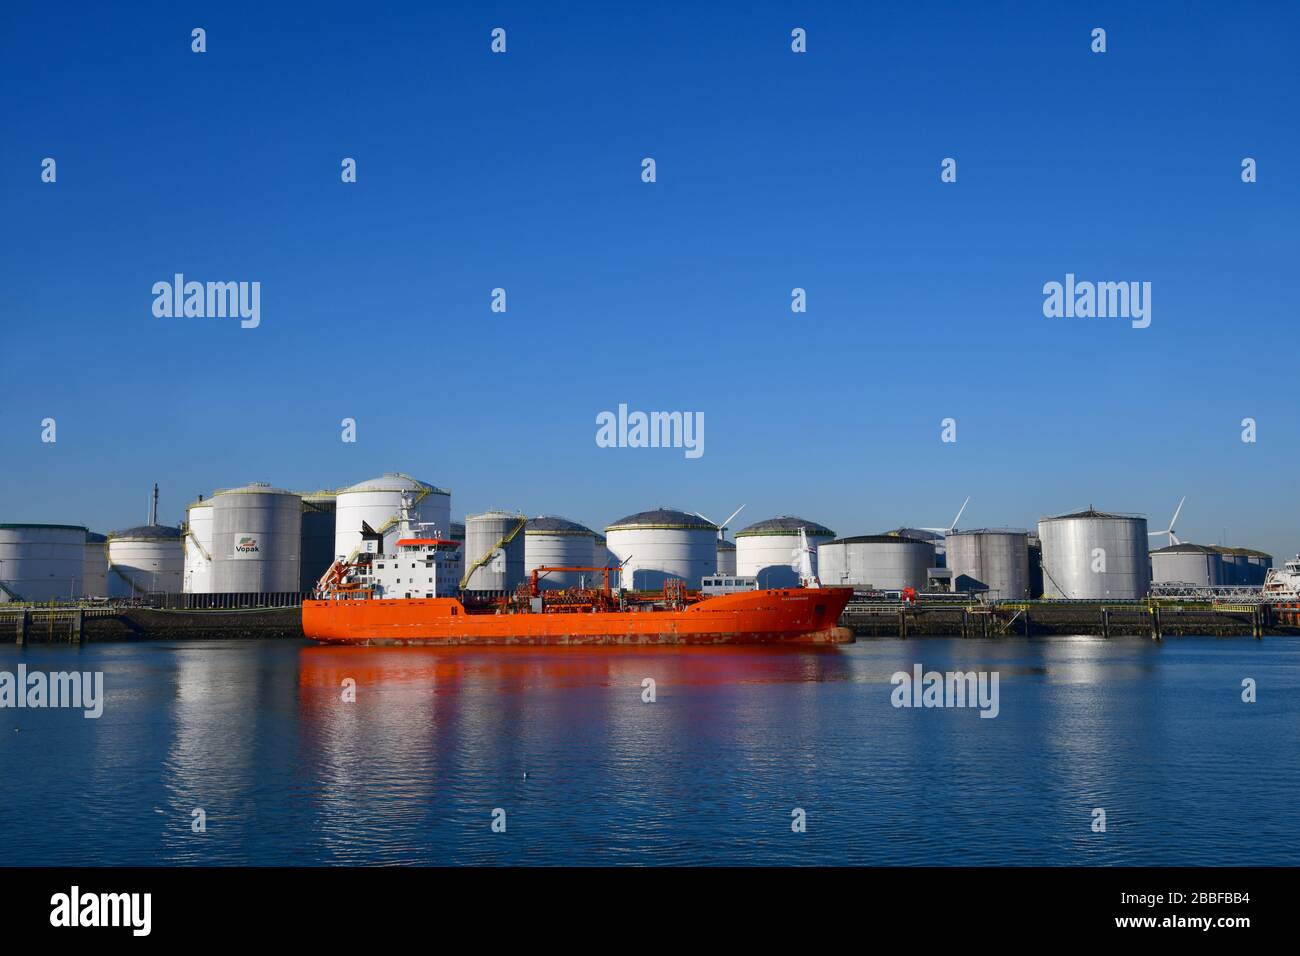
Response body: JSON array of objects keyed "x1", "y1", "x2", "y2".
[{"x1": 235, "y1": 536, "x2": 260, "y2": 555}]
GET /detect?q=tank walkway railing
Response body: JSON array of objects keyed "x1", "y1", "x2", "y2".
[{"x1": 185, "y1": 528, "x2": 212, "y2": 563}]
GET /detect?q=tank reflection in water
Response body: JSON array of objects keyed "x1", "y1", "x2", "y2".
[{"x1": 0, "y1": 637, "x2": 1296, "y2": 865}]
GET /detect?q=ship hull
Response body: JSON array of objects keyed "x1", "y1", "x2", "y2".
[{"x1": 302, "y1": 587, "x2": 854, "y2": 646}]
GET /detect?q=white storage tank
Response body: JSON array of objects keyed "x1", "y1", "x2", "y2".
[
  {"x1": 735, "y1": 516, "x2": 835, "y2": 588},
  {"x1": 605, "y1": 508, "x2": 717, "y2": 590},
  {"x1": 524, "y1": 516, "x2": 597, "y2": 590},
  {"x1": 108, "y1": 524, "x2": 184, "y2": 596},
  {"x1": 183, "y1": 498, "x2": 215, "y2": 593},
  {"x1": 716, "y1": 538, "x2": 736, "y2": 575},
  {"x1": 817, "y1": 534, "x2": 935, "y2": 590},
  {"x1": 464, "y1": 510, "x2": 528, "y2": 593},
  {"x1": 1150, "y1": 544, "x2": 1223, "y2": 587},
  {"x1": 211, "y1": 484, "x2": 302, "y2": 593},
  {"x1": 0, "y1": 523, "x2": 86, "y2": 602},
  {"x1": 299, "y1": 492, "x2": 337, "y2": 592},
  {"x1": 334, "y1": 472, "x2": 451, "y2": 561},
  {"x1": 83, "y1": 532, "x2": 109, "y2": 598},
  {"x1": 944, "y1": 529, "x2": 1031, "y2": 599},
  {"x1": 1037, "y1": 508, "x2": 1150, "y2": 599}
]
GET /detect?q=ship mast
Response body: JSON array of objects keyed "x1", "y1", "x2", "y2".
[{"x1": 793, "y1": 527, "x2": 821, "y2": 589}]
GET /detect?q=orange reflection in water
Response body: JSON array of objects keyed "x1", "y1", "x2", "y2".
[{"x1": 297, "y1": 643, "x2": 851, "y2": 693}]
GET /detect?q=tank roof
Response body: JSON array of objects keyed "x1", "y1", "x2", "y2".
[
  {"x1": 212, "y1": 482, "x2": 297, "y2": 497},
  {"x1": 606, "y1": 508, "x2": 716, "y2": 532},
  {"x1": 1234, "y1": 548, "x2": 1273, "y2": 558},
  {"x1": 340, "y1": 472, "x2": 450, "y2": 496},
  {"x1": 947, "y1": 527, "x2": 1029, "y2": 537},
  {"x1": 735, "y1": 516, "x2": 835, "y2": 538},
  {"x1": 1150, "y1": 543, "x2": 1219, "y2": 555},
  {"x1": 109, "y1": 524, "x2": 183, "y2": 540},
  {"x1": 526, "y1": 515, "x2": 595, "y2": 535},
  {"x1": 85, "y1": 532, "x2": 108, "y2": 543},
  {"x1": 888, "y1": 528, "x2": 942, "y2": 542},
  {"x1": 1042, "y1": 507, "x2": 1145, "y2": 521},
  {"x1": 0, "y1": 523, "x2": 87, "y2": 532},
  {"x1": 717, "y1": 538, "x2": 736, "y2": 551},
  {"x1": 826, "y1": 534, "x2": 935, "y2": 546}
]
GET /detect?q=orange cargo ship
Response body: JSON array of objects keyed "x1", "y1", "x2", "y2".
[
  {"x1": 303, "y1": 585, "x2": 853, "y2": 646},
  {"x1": 302, "y1": 515, "x2": 852, "y2": 646}
]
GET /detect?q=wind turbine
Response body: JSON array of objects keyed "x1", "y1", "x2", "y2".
[
  {"x1": 693, "y1": 504, "x2": 746, "y2": 543},
  {"x1": 920, "y1": 496, "x2": 970, "y2": 537},
  {"x1": 1150, "y1": 496, "x2": 1185, "y2": 547}
]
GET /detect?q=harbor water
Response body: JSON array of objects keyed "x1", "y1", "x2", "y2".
[{"x1": 0, "y1": 636, "x2": 1296, "y2": 866}]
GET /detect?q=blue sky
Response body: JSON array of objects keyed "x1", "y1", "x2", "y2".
[{"x1": 2, "y1": 1, "x2": 1297, "y2": 557}]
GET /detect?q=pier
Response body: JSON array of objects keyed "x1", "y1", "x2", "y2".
[
  {"x1": 0, "y1": 599, "x2": 1289, "y2": 643},
  {"x1": 1, "y1": 605, "x2": 302, "y2": 643},
  {"x1": 840, "y1": 599, "x2": 1280, "y2": 639}
]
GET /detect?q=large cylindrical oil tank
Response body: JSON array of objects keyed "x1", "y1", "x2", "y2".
[
  {"x1": 1241, "y1": 549, "x2": 1273, "y2": 585},
  {"x1": 108, "y1": 524, "x2": 184, "y2": 596},
  {"x1": 944, "y1": 529, "x2": 1031, "y2": 599},
  {"x1": 183, "y1": 498, "x2": 215, "y2": 593},
  {"x1": 0, "y1": 524, "x2": 86, "y2": 602},
  {"x1": 334, "y1": 473, "x2": 451, "y2": 561},
  {"x1": 735, "y1": 516, "x2": 836, "y2": 588},
  {"x1": 592, "y1": 533, "x2": 611, "y2": 569},
  {"x1": 524, "y1": 516, "x2": 597, "y2": 590},
  {"x1": 1027, "y1": 534, "x2": 1044, "y2": 598},
  {"x1": 716, "y1": 538, "x2": 736, "y2": 575},
  {"x1": 605, "y1": 508, "x2": 717, "y2": 590},
  {"x1": 299, "y1": 492, "x2": 337, "y2": 592},
  {"x1": 816, "y1": 535, "x2": 935, "y2": 590},
  {"x1": 211, "y1": 484, "x2": 302, "y2": 593},
  {"x1": 1150, "y1": 544, "x2": 1223, "y2": 587},
  {"x1": 1037, "y1": 508, "x2": 1150, "y2": 599},
  {"x1": 464, "y1": 510, "x2": 528, "y2": 593},
  {"x1": 1212, "y1": 547, "x2": 1251, "y2": 586},
  {"x1": 450, "y1": 521, "x2": 466, "y2": 585},
  {"x1": 83, "y1": 532, "x2": 108, "y2": 598}
]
